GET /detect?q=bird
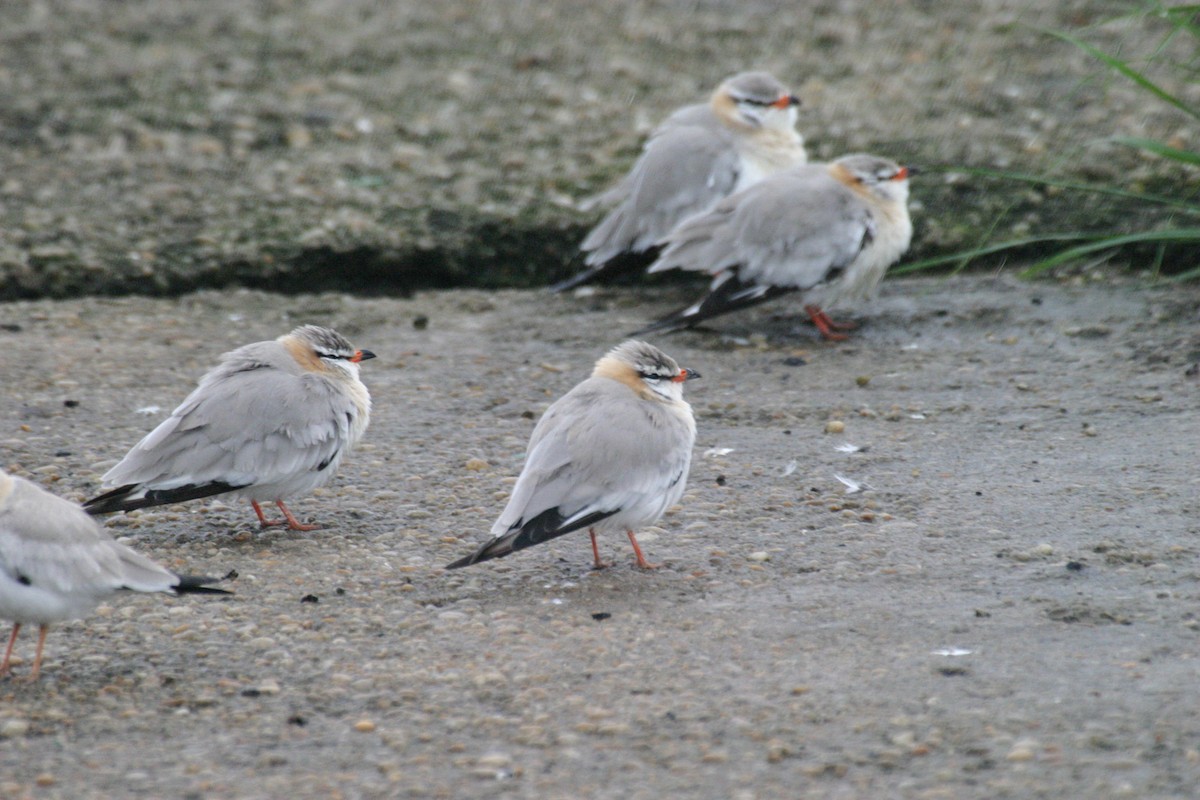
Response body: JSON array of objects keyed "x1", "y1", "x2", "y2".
[
  {"x1": 447, "y1": 340, "x2": 699, "y2": 571},
  {"x1": 0, "y1": 469, "x2": 229, "y2": 680},
  {"x1": 631, "y1": 154, "x2": 916, "y2": 338},
  {"x1": 549, "y1": 71, "x2": 807, "y2": 293},
  {"x1": 84, "y1": 324, "x2": 374, "y2": 532}
]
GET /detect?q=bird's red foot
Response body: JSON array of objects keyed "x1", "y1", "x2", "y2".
[
  {"x1": 251, "y1": 500, "x2": 319, "y2": 531},
  {"x1": 804, "y1": 305, "x2": 855, "y2": 340},
  {"x1": 589, "y1": 530, "x2": 612, "y2": 569},
  {"x1": 626, "y1": 531, "x2": 662, "y2": 570}
]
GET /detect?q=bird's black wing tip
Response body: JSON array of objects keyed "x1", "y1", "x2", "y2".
[
  {"x1": 82, "y1": 484, "x2": 140, "y2": 515},
  {"x1": 174, "y1": 574, "x2": 235, "y2": 595},
  {"x1": 85, "y1": 481, "x2": 246, "y2": 515}
]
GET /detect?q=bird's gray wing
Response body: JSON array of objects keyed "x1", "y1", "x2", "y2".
[
  {"x1": 103, "y1": 363, "x2": 354, "y2": 492},
  {"x1": 651, "y1": 168, "x2": 873, "y2": 290},
  {"x1": 1, "y1": 478, "x2": 175, "y2": 597},
  {"x1": 496, "y1": 379, "x2": 688, "y2": 535},
  {"x1": 581, "y1": 123, "x2": 741, "y2": 266}
]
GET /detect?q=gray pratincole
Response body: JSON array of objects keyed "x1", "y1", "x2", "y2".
[
  {"x1": 631, "y1": 154, "x2": 916, "y2": 338},
  {"x1": 84, "y1": 325, "x2": 374, "y2": 531},
  {"x1": 0, "y1": 469, "x2": 229, "y2": 680},
  {"x1": 550, "y1": 71, "x2": 807, "y2": 293},
  {"x1": 446, "y1": 340, "x2": 699, "y2": 571}
]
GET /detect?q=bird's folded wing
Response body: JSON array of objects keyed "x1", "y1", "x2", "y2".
[{"x1": 103, "y1": 368, "x2": 353, "y2": 490}]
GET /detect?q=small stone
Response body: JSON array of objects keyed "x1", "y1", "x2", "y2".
[
  {"x1": 1062, "y1": 324, "x2": 1112, "y2": 338},
  {"x1": 855, "y1": 375, "x2": 870, "y2": 387},
  {"x1": 36, "y1": 774, "x2": 55, "y2": 787},
  {"x1": 766, "y1": 739, "x2": 791, "y2": 763},
  {"x1": 824, "y1": 420, "x2": 845, "y2": 434},
  {"x1": 477, "y1": 753, "x2": 512, "y2": 769},
  {"x1": 0, "y1": 719, "x2": 29, "y2": 738},
  {"x1": 354, "y1": 719, "x2": 377, "y2": 733},
  {"x1": 747, "y1": 551, "x2": 770, "y2": 562},
  {"x1": 465, "y1": 458, "x2": 489, "y2": 471},
  {"x1": 257, "y1": 679, "x2": 281, "y2": 695},
  {"x1": 1032, "y1": 543, "x2": 1054, "y2": 556},
  {"x1": 1007, "y1": 739, "x2": 1038, "y2": 761}
]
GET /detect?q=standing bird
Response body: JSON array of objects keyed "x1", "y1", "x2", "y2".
[
  {"x1": 550, "y1": 71, "x2": 806, "y2": 293},
  {"x1": 84, "y1": 325, "x2": 374, "y2": 531},
  {"x1": 0, "y1": 469, "x2": 229, "y2": 680},
  {"x1": 631, "y1": 154, "x2": 916, "y2": 338},
  {"x1": 447, "y1": 340, "x2": 699, "y2": 571}
]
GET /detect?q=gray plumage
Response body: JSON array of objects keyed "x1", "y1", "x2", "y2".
[
  {"x1": 447, "y1": 341, "x2": 699, "y2": 569},
  {"x1": 551, "y1": 71, "x2": 806, "y2": 292},
  {"x1": 635, "y1": 154, "x2": 915, "y2": 335},
  {"x1": 84, "y1": 324, "x2": 374, "y2": 530},
  {"x1": 0, "y1": 469, "x2": 228, "y2": 678}
]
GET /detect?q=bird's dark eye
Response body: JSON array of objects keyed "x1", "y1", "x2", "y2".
[
  {"x1": 318, "y1": 351, "x2": 348, "y2": 360},
  {"x1": 638, "y1": 370, "x2": 664, "y2": 381}
]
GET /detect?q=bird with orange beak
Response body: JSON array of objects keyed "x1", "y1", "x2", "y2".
[{"x1": 85, "y1": 325, "x2": 374, "y2": 531}]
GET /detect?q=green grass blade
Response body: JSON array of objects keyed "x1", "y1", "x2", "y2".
[
  {"x1": 1048, "y1": 30, "x2": 1200, "y2": 122},
  {"x1": 1019, "y1": 228, "x2": 1200, "y2": 277},
  {"x1": 894, "y1": 234, "x2": 1099, "y2": 274},
  {"x1": 1114, "y1": 136, "x2": 1200, "y2": 166},
  {"x1": 934, "y1": 165, "x2": 1200, "y2": 211}
]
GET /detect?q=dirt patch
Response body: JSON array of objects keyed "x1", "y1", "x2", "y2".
[
  {"x1": 0, "y1": 273, "x2": 1198, "y2": 797},
  {"x1": 1, "y1": 1, "x2": 1196, "y2": 298}
]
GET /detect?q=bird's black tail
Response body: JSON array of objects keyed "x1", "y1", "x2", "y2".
[
  {"x1": 173, "y1": 574, "x2": 235, "y2": 596},
  {"x1": 84, "y1": 481, "x2": 244, "y2": 516},
  {"x1": 445, "y1": 508, "x2": 618, "y2": 569},
  {"x1": 629, "y1": 272, "x2": 798, "y2": 336},
  {"x1": 548, "y1": 249, "x2": 660, "y2": 293}
]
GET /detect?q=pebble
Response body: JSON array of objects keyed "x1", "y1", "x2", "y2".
[
  {"x1": 1007, "y1": 739, "x2": 1038, "y2": 761},
  {"x1": 0, "y1": 718, "x2": 29, "y2": 738},
  {"x1": 465, "y1": 458, "x2": 489, "y2": 470},
  {"x1": 747, "y1": 551, "x2": 770, "y2": 562},
  {"x1": 477, "y1": 753, "x2": 512, "y2": 769},
  {"x1": 354, "y1": 719, "x2": 377, "y2": 733},
  {"x1": 1062, "y1": 324, "x2": 1112, "y2": 338},
  {"x1": 824, "y1": 420, "x2": 845, "y2": 434}
]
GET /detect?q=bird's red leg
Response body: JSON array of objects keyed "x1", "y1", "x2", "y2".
[
  {"x1": 26, "y1": 625, "x2": 48, "y2": 682},
  {"x1": 626, "y1": 530, "x2": 661, "y2": 570},
  {"x1": 276, "y1": 501, "x2": 319, "y2": 532},
  {"x1": 251, "y1": 500, "x2": 285, "y2": 528},
  {"x1": 590, "y1": 529, "x2": 611, "y2": 570},
  {"x1": 804, "y1": 305, "x2": 854, "y2": 340},
  {"x1": 1, "y1": 623, "x2": 20, "y2": 676}
]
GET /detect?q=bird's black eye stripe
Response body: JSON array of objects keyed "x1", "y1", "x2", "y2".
[
  {"x1": 318, "y1": 351, "x2": 349, "y2": 360},
  {"x1": 638, "y1": 370, "x2": 664, "y2": 381}
]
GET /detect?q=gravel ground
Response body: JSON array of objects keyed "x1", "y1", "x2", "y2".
[
  {"x1": 1, "y1": 275, "x2": 1199, "y2": 798},
  {"x1": 3, "y1": 1, "x2": 1200, "y2": 797},
  {"x1": 2, "y1": 0, "x2": 1197, "y2": 297}
]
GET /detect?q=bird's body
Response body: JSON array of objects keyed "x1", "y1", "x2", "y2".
[
  {"x1": 634, "y1": 154, "x2": 915, "y2": 337},
  {"x1": 0, "y1": 470, "x2": 227, "y2": 679},
  {"x1": 551, "y1": 71, "x2": 807, "y2": 292},
  {"x1": 84, "y1": 325, "x2": 374, "y2": 531},
  {"x1": 447, "y1": 341, "x2": 699, "y2": 570}
]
